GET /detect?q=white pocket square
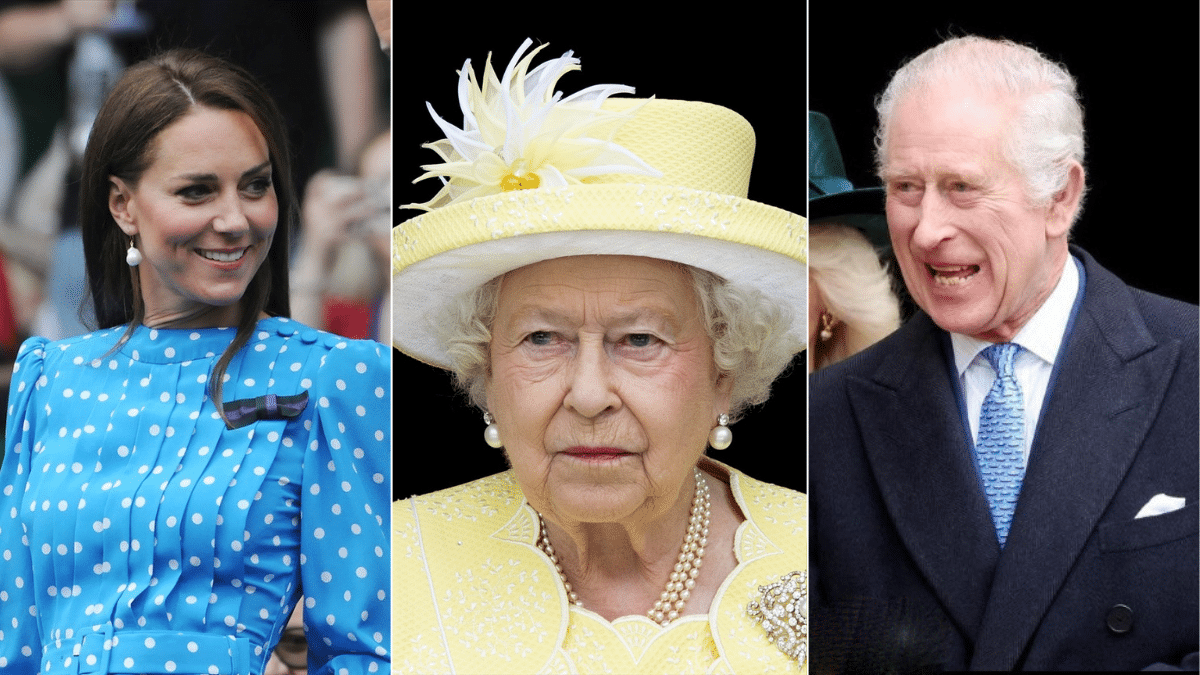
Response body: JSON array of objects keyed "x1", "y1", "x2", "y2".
[{"x1": 1134, "y1": 493, "x2": 1186, "y2": 519}]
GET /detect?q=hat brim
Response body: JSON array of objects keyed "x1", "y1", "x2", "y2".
[
  {"x1": 392, "y1": 182, "x2": 807, "y2": 368},
  {"x1": 808, "y1": 187, "x2": 891, "y2": 248}
]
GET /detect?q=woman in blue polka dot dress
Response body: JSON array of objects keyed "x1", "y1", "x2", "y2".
[{"x1": 0, "y1": 50, "x2": 389, "y2": 674}]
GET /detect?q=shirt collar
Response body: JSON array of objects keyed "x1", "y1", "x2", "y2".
[{"x1": 950, "y1": 253, "x2": 1081, "y2": 376}]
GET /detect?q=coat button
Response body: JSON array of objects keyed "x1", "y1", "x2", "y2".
[{"x1": 1106, "y1": 604, "x2": 1133, "y2": 634}]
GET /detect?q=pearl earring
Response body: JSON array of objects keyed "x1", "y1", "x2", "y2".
[
  {"x1": 483, "y1": 412, "x2": 503, "y2": 449},
  {"x1": 126, "y1": 240, "x2": 142, "y2": 267},
  {"x1": 709, "y1": 413, "x2": 732, "y2": 450},
  {"x1": 819, "y1": 312, "x2": 835, "y2": 341}
]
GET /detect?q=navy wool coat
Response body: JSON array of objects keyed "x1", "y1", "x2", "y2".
[{"x1": 809, "y1": 247, "x2": 1198, "y2": 671}]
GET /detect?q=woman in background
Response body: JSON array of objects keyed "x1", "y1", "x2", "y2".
[
  {"x1": 809, "y1": 223, "x2": 901, "y2": 370},
  {"x1": 808, "y1": 111, "x2": 901, "y2": 371}
]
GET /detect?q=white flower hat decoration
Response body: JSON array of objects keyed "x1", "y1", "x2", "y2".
[
  {"x1": 393, "y1": 39, "x2": 808, "y2": 368},
  {"x1": 408, "y1": 38, "x2": 662, "y2": 210}
]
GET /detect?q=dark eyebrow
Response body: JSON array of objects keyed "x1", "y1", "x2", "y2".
[
  {"x1": 243, "y1": 161, "x2": 273, "y2": 177},
  {"x1": 176, "y1": 161, "x2": 272, "y2": 183}
]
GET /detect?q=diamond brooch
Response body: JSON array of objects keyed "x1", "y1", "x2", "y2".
[{"x1": 747, "y1": 570, "x2": 808, "y2": 667}]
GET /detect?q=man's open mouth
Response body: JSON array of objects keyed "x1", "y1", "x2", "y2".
[{"x1": 927, "y1": 263, "x2": 979, "y2": 286}]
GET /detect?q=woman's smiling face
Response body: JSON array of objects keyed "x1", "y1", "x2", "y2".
[
  {"x1": 109, "y1": 106, "x2": 277, "y2": 328},
  {"x1": 486, "y1": 255, "x2": 731, "y2": 527}
]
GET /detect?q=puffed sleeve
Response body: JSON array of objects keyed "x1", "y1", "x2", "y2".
[
  {"x1": 0, "y1": 337, "x2": 49, "y2": 673},
  {"x1": 299, "y1": 337, "x2": 390, "y2": 674}
]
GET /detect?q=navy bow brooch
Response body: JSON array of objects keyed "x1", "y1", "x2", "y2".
[{"x1": 223, "y1": 392, "x2": 309, "y2": 429}]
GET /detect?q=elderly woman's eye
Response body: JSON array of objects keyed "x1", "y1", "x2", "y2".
[
  {"x1": 624, "y1": 333, "x2": 657, "y2": 347},
  {"x1": 526, "y1": 331, "x2": 555, "y2": 346}
]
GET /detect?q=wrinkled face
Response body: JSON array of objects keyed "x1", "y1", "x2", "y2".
[
  {"x1": 487, "y1": 256, "x2": 730, "y2": 526},
  {"x1": 109, "y1": 106, "x2": 277, "y2": 328},
  {"x1": 882, "y1": 83, "x2": 1072, "y2": 342}
]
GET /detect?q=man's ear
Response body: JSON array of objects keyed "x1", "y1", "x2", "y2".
[
  {"x1": 1046, "y1": 161, "x2": 1084, "y2": 239},
  {"x1": 108, "y1": 176, "x2": 138, "y2": 236}
]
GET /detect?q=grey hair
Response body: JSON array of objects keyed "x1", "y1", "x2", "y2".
[
  {"x1": 438, "y1": 262, "x2": 799, "y2": 423},
  {"x1": 874, "y1": 36, "x2": 1086, "y2": 213},
  {"x1": 809, "y1": 224, "x2": 901, "y2": 370}
]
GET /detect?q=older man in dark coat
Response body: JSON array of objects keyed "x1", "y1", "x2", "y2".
[{"x1": 809, "y1": 36, "x2": 1198, "y2": 672}]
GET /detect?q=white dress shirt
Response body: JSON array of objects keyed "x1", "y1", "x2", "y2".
[{"x1": 951, "y1": 256, "x2": 1081, "y2": 462}]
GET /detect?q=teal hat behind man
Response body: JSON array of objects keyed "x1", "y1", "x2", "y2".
[{"x1": 808, "y1": 111, "x2": 889, "y2": 248}]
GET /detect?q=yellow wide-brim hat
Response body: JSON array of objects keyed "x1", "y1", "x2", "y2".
[{"x1": 392, "y1": 43, "x2": 807, "y2": 368}]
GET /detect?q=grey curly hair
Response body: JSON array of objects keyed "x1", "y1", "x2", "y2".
[{"x1": 438, "y1": 262, "x2": 799, "y2": 423}]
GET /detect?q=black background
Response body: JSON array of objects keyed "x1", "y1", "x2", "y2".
[{"x1": 391, "y1": 22, "x2": 809, "y2": 499}]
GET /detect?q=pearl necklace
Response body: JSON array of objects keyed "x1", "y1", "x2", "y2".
[{"x1": 536, "y1": 467, "x2": 711, "y2": 626}]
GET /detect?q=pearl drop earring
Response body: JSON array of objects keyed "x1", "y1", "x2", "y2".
[
  {"x1": 483, "y1": 412, "x2": 503, "y2": 449},
  {"x1": 126, "y1": 240, "x2": 142, "y2": 267},
  {"x1": 709, "y1": 413, "x2": 732, "y2": 450}
]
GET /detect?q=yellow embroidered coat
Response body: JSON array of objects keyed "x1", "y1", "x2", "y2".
[{"x1": 393, "y1": 458, "x2": 807, "y2": 673}]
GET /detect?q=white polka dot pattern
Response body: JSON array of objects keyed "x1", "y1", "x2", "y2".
[{"x1": 0, "y1": 318, "x2": 390, "y2": 674}]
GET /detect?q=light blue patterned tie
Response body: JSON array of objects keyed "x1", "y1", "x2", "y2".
[{"x1": 977, "y1": 343, "x2": 1025, "y2": 547}]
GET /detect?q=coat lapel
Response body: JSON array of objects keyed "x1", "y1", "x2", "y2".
[
  {"x1": 970, "y1": 251, "x2": 1184, "y2": 669},
  {"x1": 847, "y1": 314, "x2": 1001, "y2": 640}
]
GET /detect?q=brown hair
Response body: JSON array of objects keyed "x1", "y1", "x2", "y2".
[{"x1": 79, "y1": 48, "x2": 296, "y2": 423}]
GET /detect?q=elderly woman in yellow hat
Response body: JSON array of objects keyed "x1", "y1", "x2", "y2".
[{"x1": 392, "y1": 40, "x2": 807, "y2": 673}]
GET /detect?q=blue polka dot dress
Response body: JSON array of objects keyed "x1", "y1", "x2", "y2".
[{"x1": 0, "y1": 317, "x2": 390, "y2": 674}]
